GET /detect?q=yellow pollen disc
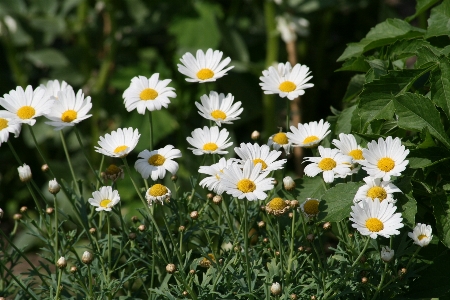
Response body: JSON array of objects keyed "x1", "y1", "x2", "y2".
[
  {"x1": 211, "y1": 110, "x2": 227, "y2": 120},
  {"x1": 105, "y1": 164, "x2": 120, "y2": 175},
  {"x1": 318, "y1": 158, "x2": 336, "y2": 171},
  {"x1": 61, "y1": 109, "x2": 78, "y2": 123},
  {"x1": 197, "y1": 68, "x2": 214, "y2": 80},
  {"x1": 0, "y1": 118, "x2": 8, "y2": 130},
  {"x1": 349, "y1": 149, "x2": 364, "y2": 160},
  {"x1": 139, "y1": 88, "x2": 158, "y2": 100},
  {"x1": 418, "y1": 234, "x2": 427, "y2": 240},
  {"x1": 377, "y1": 157, "x2": 395, "y2": 172},
  {"x1": 237, "y1": 178, "x2": 256, "y2": 193},
  {"x1": 17, "y1": 106, "x2": 36, "y2": 119},
  {"x1": 303, "y1": 135, "x2": 319, "y2": 144},
  {"x1": 279, "y1": 81, "x2": 297, "y2": 92},
  {"x1": 273, "y1": 132, "x2": 288, "y2": 145},
  {"x1": 367, "y1": 186, "x2": 387, "y2": 201},
  {"x1": 253, "y1": 158, "x2": 268, "y2": 170},
  {"x1": 365, "y1": 218, "x2": 384, "y2": 232},
  {"x1": 100, "y1": 199, "x2": 112, "y2": 208},
  {"x1": 268, "y1": 197, "x2": 287, "y2": 210},
  {"x1": 114, "y1": 145, "x2": 128, "y2": 153},
  {"x1": 148, "y1": 154, "x2": 166, "y2": 166},
  {"x1": 303, "y1": 199, "x2": 320, "y2": 215},
  {"x1": 203, "y1": 142, "x2": 218, "y2": 151},
  {"x1": 149, "y1": 184, "x2": 168, "y2": 196}
]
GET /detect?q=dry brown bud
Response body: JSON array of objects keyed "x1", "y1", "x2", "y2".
[
  {"x1": 212, "y1": 195, "x2": 222, "y2": 205},
  {"x1": 166, "y1": 263, "x2": 176, "y2": 274},
  {"x1": 13, "y1": 213, "x2": 22, "y2": 220},
  {"x1": 206, "y1": 193, "x2": 214, "y2": 200},
  {"x1": 70, "y1": 266, "x2": 77, "y2": 273},
  {"x1": 323, "y1": 222, "x2": 332, "y2": 230},
  {"x1": 129, "y1": 233, "x2": 137, "y2": 240},
  {"x1": 89, "y1": 228, "x2": 96, "y2": 235},
  {"x1": 131, "y1": 216, "x2": 139, "y2": 223},
  {"x1": 138, "y1": 224, "x2": 146, "y2": 232},
  {"x1": 307, "y1": 234, "x2": 315, "y2": 242},
  {"x1": 257, "y1": 221, "x2": 265, "y2": 228},
  {"x1": 190, "y1": 211, "x2": 199, "y2": 220},
  {"x1": 360, "y1": 255, "x2": 367, "y2": 263}
]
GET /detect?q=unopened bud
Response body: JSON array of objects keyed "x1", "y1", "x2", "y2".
[
  {"x1": 138, "y1": 224, "x2": 146, "y2": 232},
  {"x1": 305, "y1": 247, "x2": 312, "y2": 253},
  {"x1": 311, "y1": 296, "x2": 317, "y2": 300},
  {"x1": 323, "y1": 222, "x2": 332, "y2": 230},
  {"x1": 288, "y1": 212, "x2": 293, "y2": 218},
  {"x1": 307, "y1": 234, "x2": 315, "y2": 242},
  {"x1": 260, "y1": 205, "x2": 266, "y2": 211},
  {"x1": 399, "y1": 268, "x2": 407, "y2": 276},
  {"x1": 179, "y1": 225, "x2": 186, "y2": 232},
  {"x1": 171, "y1": 175, "x2": 178, "y2": 182},
  {"x1": 212, "y1": 195, "x2": 222, "y2": 205},
  {"x1": 18, "y1": 163, "x2": 32, "y2": 182},
  {"x1": 251, "y1": 130, "x2": 260, "y2": 140},
  {"x1": 283, "y1": 176, "x2": 296, "y2": 191},
  {"x1": 275, "y1": 251, "x2": 280, "y2": 256},
  {"x1": 48, "y1": 179, "x2": 60, "y2": 195},
  {"x1": 166, "y1": 263, "x2": 176, "y2": 274},
  {"x1": 381, "y1": 246, "x2": 395, "y2": 263},
  {"x1": 289, "y1": 200, "x2": 299, "y2": 209},
  {"x1": 298, "y1": 246, "x2": 304, "y2": 252},
  {"x1": 46, "y1": 207, "x2": 54, "y2": 215},
  {"x1": 89, "y1": 228, "x2": 96, "y2": 235},
  {"x1": 189, "y1": 269, "x2": 195, "y2": 275},
  {"x1": 257, "y1": 221, "x2": 265, "y2": 228},
  {"x1": 20, "y1": 206, "x2": 27, "y2": 213},
  {"x1": 263, "y1": 238, "x2": 269, "y2": 243},
  {"x1": 290, "y1": 294, "x2": 298, "y2": 300},
  {"x1": 0, "y1": 208, "x2": 3, "y2": 219},
  {"x1": 13, "y1": 213, "x2": 22, "y2": 220},
  {"x1": 361, "y1": 277, "x2": 368, "y2": 284},
  {"x1": 41, "y1": 164, "x2": 49, "y2": 172},
  {"x1": 273, "y1": 179, "x2": 278, "y2": 186},
  {"x1": 131, "y1": 216, "x2": 139, "y2": 223},
  {"x1": 206, "y1": 193, "x2": 214, "y2": 200},
  {"x1": 57, "y1": 257, "x2": 67, "y2": 269},
  {"x1": 129, "y1": 232, "x2": 137, "y2": 240},
  {"x1": 70, "y1": 266, "x2": 77, "y2": 273},
  {"x1": 82, "y1": 251, "x2": 93, "y2": 264},
  {"x1": 182, "y1": 291, "x2": 188, "y2": 296},
  {"x1": 190, "y1": 211, "x2": 199, "y2": 220},
  {"x1": 270, "y1": 282, "x2": 281, "y2": 296}
]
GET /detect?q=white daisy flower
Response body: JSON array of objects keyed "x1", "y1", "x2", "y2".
[
  {"x1": 350, "y1": 198, "x2": 403, "y2": 239},
  {"x1": 0, "y1": 110, "x2": 21, "y2": 146},
  {"x1": 177, "y1": 49, "x2": 234, "y2": 83},
  {"x1": 303, "y1": 146, "x2": 352, "y2": 183},
  {"x1": 360, "y1": 136, "x2": 409, "y2": 181},
  {"x1": 0, "y1": 85, "x2": 54, "y2": 126},
  {"x1": 408, "y1": 223, "x2": 433, "y2": 247},
  {"x1": 234, "y1": 142, "x2": 286, "y2": 172},
  {"x1": 287, "y1": 119, "x2": 330, "y2": 148},
  {"x1": 88, "y1": 186, "x2": 120, "y2": 212},
  {"x1": 332, "y1": 133, "x2": 365, "y2": 163},
  {"x1": 300, "y1": 198, "x2": 320, "y2": 218},
  {"x1": 186, "y1": 126, "x2": 232, "y2": 155},
  {"x1": 146, "y1": 183, "x2": 171, "y2": 205},
  {"x1": 122, "y1": 74, "x2": 176, "y2": 114},
  {"x1": 354, "y1": 177, "x2": 402, "y2": 204},
  {"x1": 199, "y1": 157, "x2": 235, "y2": 194},
  {"x1": 380, "y1": 246, "x2": 394, "y2": 262},
  {"x1": 44, "y1": 89, "x2": 92, "y2": 130},
  {"x1": 267, "y1": 131, "x2": 292, "y2": 154},
  {"x1": 95, "y1": 127, "x2": 140, "y2": 158},
  {"x1": 220, "y1": 160, "x2": 275, "y2": 201},
  {"x1": 40, "y1": 79, "x2": 73, "y2": 101},
  {"x1": 259, "y1": 62, "x2": 314, "y2": 100},
  {"x1": 195, "y1": 91, "x2": 243, "y2": 126},
  {"x1": 134, "y1": 145, "x2": 181, "y2": 181}
]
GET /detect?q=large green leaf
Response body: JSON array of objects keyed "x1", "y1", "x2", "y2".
[
  {"x1": 319, "y1": 182, "x2": 363, "y2": 222},
  {"x1": 25, "y1": 48, "x2": 69, "y2": 68},
  {"x1": 396, "y1": 192, "x2": 417, "y2": 228},
  {"x1": 431, "y1": 57, "x2": 450, "y2": 120},
  {"x1": 425, "y1": 0, "x2": 450, "y2": 39},
  {"x1": 408, "y1": 148, "x2": 450, "y2": 169},
  {"x1": 336, "y1": 56, "x2": 370, "y2": 72},
  {"x1": 337, "y1": 19, "x2": 425, "y2": 62},
  {"x1": 432, "y1": 193, "x2": 450, "y2": 248},
  {"x1": 394, "y1": 93, "x2": 450, "y2": 149},
  {"x1": 342, "y1": 74, "x2": 365, "y2": 103},
  {"x1": 295, "y1": 176, "x2": 327, "y2": 201},
  {"x1": 405, "y1": 0, "x2": 441, "y2": 22},
  {"x1": 335, "y1": 105, "x2": 357, "y2": 135}
]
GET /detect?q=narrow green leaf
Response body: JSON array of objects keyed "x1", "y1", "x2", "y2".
[
  {"x1": 25, "y1": 48, "x2": 69, "y2": 68},
  {"x1": 431, "y1": 57, "x2": 450, "y2": 120},
  {"x1": 394, "y1": 93, "x2": 450, "y2": 148},
  {"x1": 337, "y1": 19, "x2": 425, "y2": 62},
  {"x1": 425, "y1": 0, "x2": 450, "y2": 39},
  {"x1": 432, "y1": 194, "x2": 450, "y2": 248},
  {"x1": 319, "y1": 182, "x2": 363, "y2": 222}
]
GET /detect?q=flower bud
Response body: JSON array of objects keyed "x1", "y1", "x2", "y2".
[
  {"x1": 57, "y1": 257, "x2": 67, "y2": 269},
  {"x1": 275, "y1": 251, "x2": 280, "y2": 256},
  {"x1": 178, "y1": 225, "x2": 186, "y2": 232},
  {"x1": 283, "y1": 176, "x2": 296, "y2": 191},
  {"x1": 288, "y1": 212, "x2": 293, "y2": 218},
  {"x1": 251, "y1": 130, "x2": 260, "y2": 140},
  {"x1": 166, "y1": 263, "x2": 176, "y2": 274},
  {"x1": 189, "y1": 269, "x2": 195, "y2": 275},
  {"x1": 138, "y1": 224, "x2": 146, "y2": 232},
  {"x1": 41, "y1": 164, "x2": 49, "y2": 172},
  {"x1": 270, "y1": 282, "x2": 281, "y2": 296},
  {"x1": 131, "y1": 216, "x2": 139, "y2": 223},
  {"x1": 380, "y1": 246, "x2": 394, "y2": 263},
  {"x1": 361, "y1": 277, "x2": 368, "y2": 284},
  {"x1": 70, "y1": 266, "x2": 77, "y2": 273},
  {"x1": 307, "y1": 234, "x2": 315, "y2": 242},
  {"x1": 263, "y1": 238, "x2": 269, "y2": 243},
  {"x1": 82, "y1": 251, "x2": 94, "y2": 264},
  {"x1": 206, "y1": 193, "x2": 214, "y2": 200},
  {"x1": 20, "y1": 206, "x2": 27, "y2": 213},
  {"x1": 190, "y1": 211, "x2": 199, "y2": 220},
  {"x1": 290, "y1": 294, "x2": 298, "y2": 300},
  {"x1": 323, "y1": 222, "x2": 332, "y2": 230},
  {"x1": 257, "y1": 221, "x2": 265, "y2": 228},
  {"x1": 311, "y1": 296, "x2": 317, "y2": 300},
  {"x1": 298, "y1": 246, "x2": 304, "y2": 252},
  {"x1": 13, "y1": 213, "x2": 22, "y2": 221},
  {"x1": 273, "y1": 179, "x2": 278, "y2": 186},
  {"x1": 129, "y1": 232, "x2": 137, "y2": 240},
  {"x1": 0, "y1": 208, "x2": 3, "y2": 220},
  {"x1": 171, "y1": 175, "x2": 178, "y2": 182},
  {"x1": 49, "y1": 178, "x2": 60, "y2": 195},
  {"x1": 182, "y1": 291, "x2": 188, "y2": 297},
  {"x1": 289, "y1": 200, "x2": 299, "y2": 209},
  {"x1": 103, "y1": 164, "x2": 124, "y2": 182},
  {"x1": 46, "y1": 207, "x2": 54, "y2": 215},
  {"x1": 212, "y1": 195, "x2": 222, "y2": 205},
  {"x1": 18, "y1": 163, "x2": 32, "y2": 182},
  {"x1": 89, "y1": 228, "x2": 96, "y2": 235}
]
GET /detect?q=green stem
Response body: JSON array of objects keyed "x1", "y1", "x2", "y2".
[
  {"x1": 242, "y1": 200, "x2": 252, "y2": 294},
  {"x1": 55, "y1": 267, "x2": 63, "y2": 300},
  {"x1": 60, "y1": 130, "x2": 80, "y2": 195},
  {"x1": 371, "y1": 262, "x2": 389, "y2": 300},
  {"x1": 54, "y1": 195, "x2": 59, "y2": 265},
  {"x1": 87, "y1": 264, "x2": 93, "y2": 299},
  {"x1": 74, "y1": 127, "x2": 104, "y2": 186},
  {"x1": 29, "y1": 125, "x2": 57, "y2": 179},
  {"x1": 276, "y1": 219, "x2": 285, "y2": 291},
  {"x1": 107, "y1": 213, "x2": 112, "y2": 283},
  {"x1": 286, "y1": 210, "x2": 296, "y2": 284},
  {"x1": 147, "y1": 111, "x2": 154, "y2": 151},
  {"x1": 189, "y1": 155, "x2": 207, "y2": 203}
]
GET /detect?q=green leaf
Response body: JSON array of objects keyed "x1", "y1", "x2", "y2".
[
  {"x1": 337, "y1": 19, "x2": 425, "y2": 62},
  {"x1": 396, "y1": 193, "x2": 416, "y2": 228},
  {"x1": 394, "y1": 93, "x2": 450, "y2": 149},
  {"x1": 336, "y1": 56, "x2": 370, "y2": 72},
  {"x1": 406, "y1": 0, "x2": 441, "y2": 22},
  {"x1": 387, "y1": 39, "x2": 430, "y2": 60},
  {"x1": 425, "y1": 0, "x2": 450, "y2": 39},
  {"x1": 25, "y1": 48, "x2": 69, "y2": 68},
  {"x1": 431, "y1": 57, "x2": 450, "y2": 120},
  {"x1": 335, "y1": 105, "x2": 357, "y2": 135},
  {"x1": 319, "y1": 182, "x2": 363, "y2": 222},
  {"x1": 295, "y1": 176, "x2": 327, "y2": 201},
  {"x1": 342, "y1": 74, "x2": 365, "y2": 103},
  {"x1": 432, "y1": 193, "x2": 450, "y2": 248},
  {"x1": 408, "y1": 148, "x2": 450, "y2": 169}
]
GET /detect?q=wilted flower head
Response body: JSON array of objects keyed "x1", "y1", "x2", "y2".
[
  {"x1": 199, "y1": 254, "x2": 215, "y2": 268},
  {"x1": 17, "y1": 163, "x2": 32, "y2": 182},
  {"x1": 103, "y1": 164, "x2": 124, "y2": 182},
  {"x1": 266, "y1": 197, "x2": 290, "y2": 216}
]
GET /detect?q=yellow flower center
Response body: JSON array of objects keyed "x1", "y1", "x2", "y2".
[
  {"x1": 367, "y1": 186, "x2": 387, "y2": 201},
  {"x1": 139, "y1": 88, "x2": 158, "y2": 100},
  {"x1": 273, "y1": 132, "x2": 288, "y2": 145},
  {"x1": 114, "y1": 145, "x2": 128, "y2": 153},
  {"x1": 17, "y1": 106, "x2": 36, "y2": 119},
  {"x1": 349, "y1": 149, "x2": 364, "y2": 160},
  {"x1": 253, "y1": 158, "x2": 268, "y2": 170},
  {"x1": 100, "y1": 199, "x2": 112, "y2": 208},
  {"x1": 418, "y1": 234, "x2": 428, "y2": 241},
  {"x1": 149, "y1": 184, "x2": 168, "y2": 196},
  {"x1": 61, "y1": 109, "x2": 77, "y2": 123},
  {"x1": 237, "y1": 179, "x2": 256, "y2": 193},
  {"x1": 211, "y1": 110, "x2": 226, "y2": 120},
  {"x1": 203, "y1": 142, "x2": 218, "y2": 151},
  {"x1": 303, "y1": 199, "x2": 320, "y2": 215},
  {"x1": 303, "y1": 135, "x2": 319, "y2": 144},
  {"x1": 318, "y1": 158, "x2": 336, "y2": 171},
  {"x1": 377, "y1": 157, "x2": 395, "y2": 172},
  {"x1": 148, "y1": 154, "x2": 166, "y2": 166},
  {"x1": 267, "y1": 197, "x2": 287, "y2": 210},
  {"x1": 365, "y1": 218, "x2": 384, "y2": 232},
  {"x1": 0, "y1": 118, "x2": 8, "y2": 130},
  {"x1": 197, "y1": 68, "x2": 214, "y2": 80},
  {"x1": 279, "y1": 81, "x2": 297, "y2": 92}
]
